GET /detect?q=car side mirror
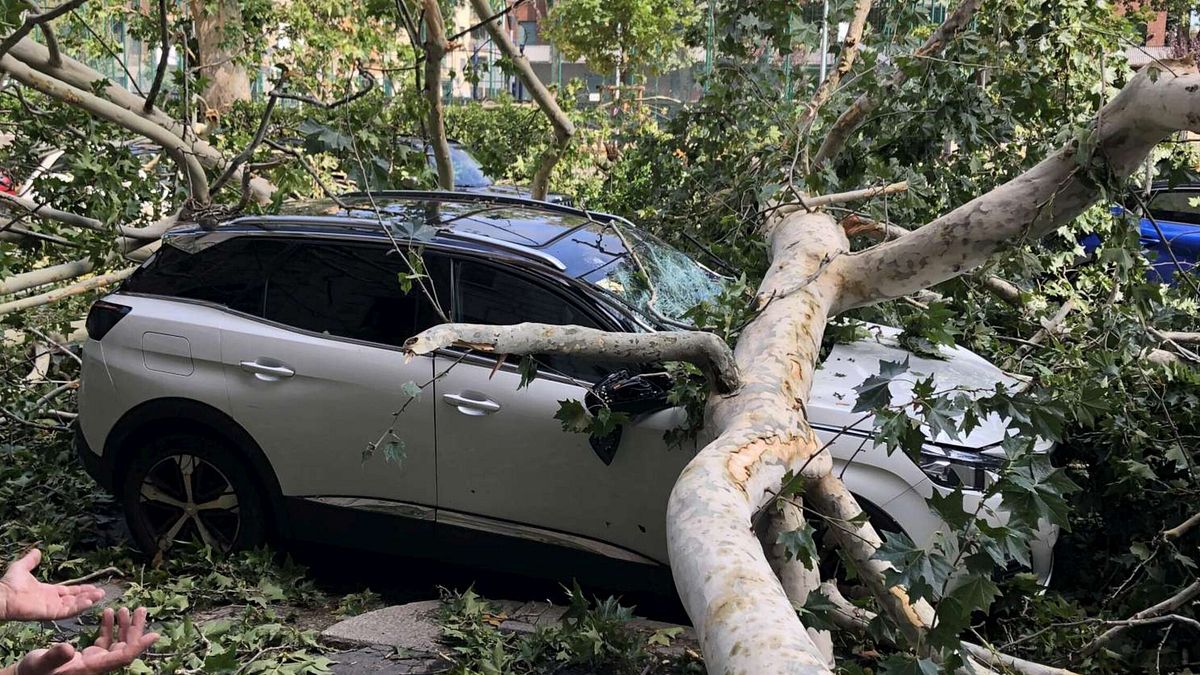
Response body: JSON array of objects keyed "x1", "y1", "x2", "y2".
[{"x1": 583, "y1": 370, "x2": 674, "y2": 465}]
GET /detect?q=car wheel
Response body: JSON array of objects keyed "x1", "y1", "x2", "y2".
[{"x1": 120, "y1": 433, "x2": 266, "y2": 556}]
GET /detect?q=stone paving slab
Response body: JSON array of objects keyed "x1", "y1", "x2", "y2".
[{"x1": 321, "y1": 598, "x2": 698, "y2": 673}]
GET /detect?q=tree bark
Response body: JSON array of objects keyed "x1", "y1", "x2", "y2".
[
  {"x1": 467, "y1": 0, "x2": 575, "y2": 200},
  {"x1": 833, "y1": 61, "x2": 1200, "y2": 312},
  {"x1": 188, "y1": 0, "x2": 251, "y2": 115},
  {"x1": 811, "y1": 0, "x2": 979, "y2": 169},
  {"x1": 421, "y1": 0, "x2": 454, "y2": 191}
]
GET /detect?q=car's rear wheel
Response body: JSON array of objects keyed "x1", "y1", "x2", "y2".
[{"x1": 120, "y1": 433, "x2": 266, "y2": 556}]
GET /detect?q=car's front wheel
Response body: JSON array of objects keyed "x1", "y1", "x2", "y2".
[{"x1": 120, "y1": 433, "x2": 266, "y2": 556}]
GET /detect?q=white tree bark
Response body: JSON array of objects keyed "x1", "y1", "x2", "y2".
[
  {"x1": 404, "y1": 322, "x2": 739, "y2": 393},
  {"x1": 420, "y1": 0, "x2": 455, "y2": 191}
]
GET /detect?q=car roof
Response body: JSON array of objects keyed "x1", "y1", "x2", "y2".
[{"x1": 164, "y1": 191, "x2": 636, "y2": 280}]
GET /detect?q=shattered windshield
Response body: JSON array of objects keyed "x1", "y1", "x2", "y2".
[{"x1": 583, "y1": 225, "x2": 725, "y2": 324}]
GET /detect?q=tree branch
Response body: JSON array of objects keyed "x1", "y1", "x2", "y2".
[
  {"x1": 0, "y1": 0, "x2": 87, "y2": 62},
  {"x1": 0, "y1": 54, "x2": 211, "y2": 204},
  {"x1": 420, "y1": 0, "x2": 454, "y2": 190},
  {"x1": 468, "y1": 0, "x2": 575, "y2": 199},
  {"x1": 1078, "y1": 580, "x2": 1200, "y2": 659},
  {"x1": 0, "y1": 259, "x2": 94, "y2": 295},
  {"x1": 0, "y1": 268, "x2": 135, "y2": 316},
  {"x1": 1164, "y1": 511, "x2": 1200, "y2": 540},
  {"x1": 5, "y1": 36, "x2": 274, "y2": 204},
  {"x1": 404, "y1": 322, "x2": 740, "y2": 393},
  {"x1": 143, "y1": 0, "x2": 170, "y2": 113},
  {"x1": 812, "y1": 0, "x2": 978, "y2": 169},
  {"x1": 834, "y1": 61, "x2": 1200, "y2": 312},
  {"x1": 797, "y1": 0, "x2": 872, "y2": 132}
]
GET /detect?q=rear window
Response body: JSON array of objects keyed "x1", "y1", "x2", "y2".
[
  {"x1": 1148, "y1": 190, "x2": 1200, "y2": 225},
  {"x1": 123, "y1": 238, "x2": 288, "y2": 315},
  {"x1": 125, "y1": 237, "x2": 446, "y2": 348}
]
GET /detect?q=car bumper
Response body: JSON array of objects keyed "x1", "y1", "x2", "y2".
[{"x1": 73, "y1": 421, "x2": 113, "y2": 491}]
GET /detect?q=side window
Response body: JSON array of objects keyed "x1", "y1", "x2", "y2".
[
  {"x1": 123, "y1": 238, "x2": 287, "y2": 315},
  {"x1": 1148, "y1": 190, "x2": 1200, "y2": 225},
  {"x1": 264, "y1": 242, "x2": 447, "y2": 348},
  {"x1": 454, "y1": 260, "x2": 611, "y2": 381}
]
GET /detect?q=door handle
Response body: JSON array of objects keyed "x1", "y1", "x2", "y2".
[
  {"x1": 442, "y1": 393, "x2": 501, "y2": 415},
  {"x1": 239, "y1": 360, "x2": 295, "y2": 380}
]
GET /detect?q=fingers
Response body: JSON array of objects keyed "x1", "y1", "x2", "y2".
[
  {"x1": 115, "y1": 608, "x2": 131, "y2": 644},
  {"x1": 9, "y1": 549, "x2": 42, "y2": 576},
  {"x1": 56, "y1": 585, "x2": 105, "y2": 616},
  {"x1": 93, "y1": 608, "x2": 115, "y2": 650},
  {"x1": 19, "y1": 643, "x2": 75, "y2": 674},
  {"x1": 123, "y1": 607, "x2": 146, "y2": 647}
]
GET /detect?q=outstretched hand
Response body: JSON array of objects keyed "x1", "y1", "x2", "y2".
[
  {"x1": 13, "y1": 607, "x2": 159, "y2": 675},
  {"x1": 0, "y1": 550, "x2": 105, "y2": 622}
]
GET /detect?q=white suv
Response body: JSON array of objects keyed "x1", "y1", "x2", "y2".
[{"x1": 75, "y1": 192, "x2": 1056, "y2": 588}]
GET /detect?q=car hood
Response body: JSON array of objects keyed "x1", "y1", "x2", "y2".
[
  {"x1": 458, "y1": 183, "x2": 574, "y2": 206},
  {"x1": 809, "y1": 323, "x2": 1041, "y2": 452}
]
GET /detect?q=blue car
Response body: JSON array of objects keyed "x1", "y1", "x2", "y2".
[{"x1": 1085, "y1": 185, "x2": 1200, "y2": 284}]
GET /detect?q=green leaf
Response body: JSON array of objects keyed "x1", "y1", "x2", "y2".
[
  {"x1": 383, "y1": 439, "x2": 406, "y2": 466},
  {"x1": 554, "y1": 399, "x2": 592, "y2": 434},
  {"x1": 852, "y1": 357, "x2": 910, "y2": 413},
  {"x1": 517, "y1": 356, "x2": 539, "y2": 390},
  {"x1": 400, "y1": 381, "x2": 423, "y2": 398},
  {"x1": 776, "y1": 522, "x2": 819, "y2": 570}
]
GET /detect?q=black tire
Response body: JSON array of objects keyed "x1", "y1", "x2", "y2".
[{"x1": 120, "y1": 432, "x2": 267, "y2": 557}]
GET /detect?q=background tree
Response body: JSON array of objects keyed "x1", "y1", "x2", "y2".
[{"x1": 541, "y1": 0, "x2": 699, "y2": 87}]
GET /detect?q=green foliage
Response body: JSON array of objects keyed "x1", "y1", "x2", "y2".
[
  {"x1": 541, "y1": 0, "x2": 700, "y2": 79},
  {"x1": 438, "y1": 585, "x2": 702, "y2": 674},
  {"x1": 554, "y1": 399, "x2": 631, "y2": 438}
]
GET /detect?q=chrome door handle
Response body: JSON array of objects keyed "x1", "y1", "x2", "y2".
[
  {"x1": 442, "y1": 393, "x2": 501, "y2": 415},
  {"x1": 239, "y1": 360, "x2": 295, "y2": 380}
]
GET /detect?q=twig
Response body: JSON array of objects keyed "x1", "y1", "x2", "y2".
[
  {"x1": 62, "y1": 566, "x2": 122, "y2": 586},
  {"x1": 1078, "y1": 580, "x2": 1200, "y2": 659},
  {"x1": 1164, "y1": 511, "x2": 1200, "y2": 540}
]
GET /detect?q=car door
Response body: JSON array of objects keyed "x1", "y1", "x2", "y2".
[
  {"x1": 432, "y1": 257, "x2": 690, "y2": 565},
  {"x1": 222, "y1": 238, "x2": 446, "y2": 514}
]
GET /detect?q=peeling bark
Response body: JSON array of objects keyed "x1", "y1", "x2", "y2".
[
  {"x1": 835, "y1": 61, "x2": 1200, "y2": 311},
  {"x1": 404, "y1": 322, "x2": 739, "y2": 393}
]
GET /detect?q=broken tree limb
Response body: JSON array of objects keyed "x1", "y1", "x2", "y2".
[
  {"x1": 812, "y1": 0, "x2": 979, "y2": 169},
  {"x1": 762, "y1": 500, "x2": 834, "y2": 668},
  {"x1": 797, "y1": 0, "x2": 873, "y2": 132},
  {"x1": 1077, "y1": 580, "x2": 1200, "y2": 659},
  {"x1": 0, "y1": 268, "x2": 135, "y2": 316},
  {"x1": 420, "y1": 0, "x2": 454, "y2": 191},
  {"x1": 1164, "y1": 511, "x2": 1200, "y2": 540},
  {"x1": 779, "y1": 182, "x2": 909, "y2": 215},
  {"x1": 0, "y1": 259, "x2": 94, "y2": 295},
  {"x1": 6, "y1": 36, "x2": 275, "y2": 204},
  {"x1": 0, "y1": 0, "x2": 87, "y2": 63},
  {"x1": 834, "y1": 61, "x2": 1200, "y2": 311},
  {"x1": 467, "y1": 0, "x2": 575, "y2": 200},
  {"x1": 1158, "y1": 331, "x2": 1200, "y2": 344},
  {"x1": 403, "y1": 322, "x2": 739, "y2": 394},
  {"x1": 0, "y1": 54, "x2": 211, "y2": 204}
]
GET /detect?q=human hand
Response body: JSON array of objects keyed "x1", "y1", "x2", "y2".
[
  {"x1": 0, "y1": 550, "x2": 105, "y2": 621},
  {"x1": 13, "y1": 607, "x2": 159, "y2": 675}
]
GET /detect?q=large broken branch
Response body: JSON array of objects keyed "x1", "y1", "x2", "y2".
[
  {"x1": 0, "y1": 0, "x2": 87, "y2": 62},
  {"x1": 811, "y1": 0, "x2": 978, "y2": 169},
  {"x1": 0, "y1": 54, "x2": 211, "y2": 204},
  {"x1": 0, "y1": 268, "x2": 135, "y2": 316},
  {"x1": 468, "y1": 0, "x2": 575, "y2": 200},
  {"x1": 834, "y1": 61, "x2": 1200, "y2": 311},
  {"x1": 5, "y1": 36, "x2": 274, "y2": 204},
  {"x1": 403, "y1": 322, "x2": 740, "y2": 393}
]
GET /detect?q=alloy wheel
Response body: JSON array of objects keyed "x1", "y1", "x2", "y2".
[{"x1": 137, "y1": 454, "x2": 241, "y2": 553}]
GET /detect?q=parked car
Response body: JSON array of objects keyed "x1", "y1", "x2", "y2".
[
  {"x1": 1085, "y1": 182, "x2": 1200, "y2": 284},
  {"x1": 397, "y1": 136, "x2": 575, "y2": 205},
  {"x1": 75, "y1": 191, "x2": 1056, "y2": 590}
]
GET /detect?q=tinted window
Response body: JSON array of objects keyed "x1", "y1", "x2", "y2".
[
  {"x1": 1148, "y1": 190, "x2": 1200, "y2": 225},
  {"x1": 265, "y1": 242, "x2": 446, "y2": 347},
  {"x1": 455, "y1": 261, "x2": 610, "y2": 381},
  {"x1": 124, "y1": 238, "x2": 287, "y2": 315}
]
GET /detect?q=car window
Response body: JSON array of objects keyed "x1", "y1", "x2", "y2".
[
  {"x1": 454, "y1": 260, "x2": 612, "y2": 381},
  {"x1": 1148, "y1": 190, "x2": 1200, "y2": 225},
  {"x1": 264, "y1": 242, "x2": 447, "y2": 348},
  {"x1": 123, "y1": 238, "x2": 288, "y2": 315}
]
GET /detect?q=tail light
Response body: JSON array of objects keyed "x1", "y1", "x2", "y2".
[{"x1": 85, "y1": 300, "x2": 131, "y2": 340}]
